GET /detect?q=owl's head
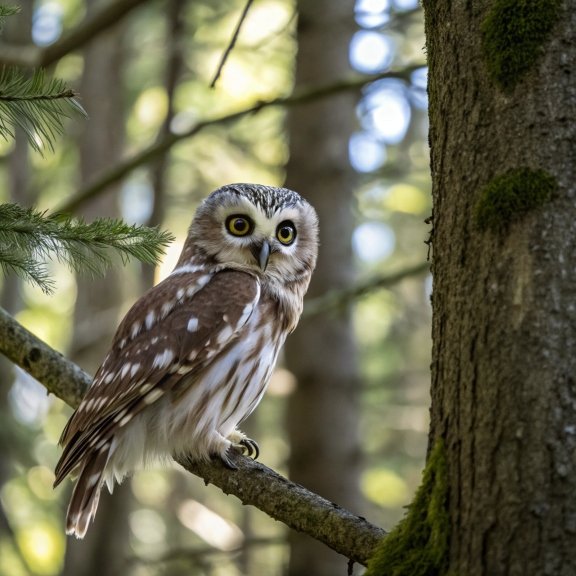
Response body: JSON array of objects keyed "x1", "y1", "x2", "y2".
[{"x1": 184, "y1": 184, "x2": 319, "y2": 289}]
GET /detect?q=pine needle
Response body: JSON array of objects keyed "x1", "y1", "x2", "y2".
[
  {"x1": 0, "y1": 245, "x2": 54, "y2": 292},
  {"x1": 0, "y1": 204, "x2": 174, "y2": 293},
  {"x1": 0, "y1": 67, "x2": 87, "y2": 154}
]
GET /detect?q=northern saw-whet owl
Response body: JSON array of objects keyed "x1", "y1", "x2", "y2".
[{"x1": 54, "y1": 183, "x2": 318, "y2": 538}]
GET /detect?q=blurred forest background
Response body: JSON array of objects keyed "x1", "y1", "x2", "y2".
[{"x1": 0, "y1": 0, "x2": 430, "y2": 574}]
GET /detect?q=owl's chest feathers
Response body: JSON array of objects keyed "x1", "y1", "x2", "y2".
[
  {"x1": 110, "y1": 291, "x2": 290, "y2": 473},
  {"x1": 260, "y1": 277, "x2": 303, "y2": 334}
]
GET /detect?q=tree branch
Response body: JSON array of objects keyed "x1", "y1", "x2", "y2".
[
  {"x1": 180, "y1": 454, "x2": 385, "y2": 566},
  {"x1": 0, "y1": 0, "x2": 154, "y2": 68},
  {"x1": 210, "y1": 0, "x2": 254, "y2": 88},
  {"x1": 0, "y1": 306, "x2": 386, "y2": 565},
  {"x1": 303, "y1": 262, "x2": 430, "y2": 318},
  {"x1": 56, "y1": 64, "x2": 424, "y2": 214}
]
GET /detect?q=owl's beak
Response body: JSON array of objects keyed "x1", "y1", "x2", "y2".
[{"x1": 253, "y1": 241, "x2": 271, "y2": 271}]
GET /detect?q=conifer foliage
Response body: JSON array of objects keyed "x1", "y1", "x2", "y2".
[
  {"x1": 0, "y1": 205, "x2": 173, "y2": 293},
  {"x1": 0, "y1": 5, "x2": 86, "y2": 154},
  {"x1": 0, "y1": 66, "x2": 86, "y2": 153},
  {"x1": 0, "y1": 5, "x2": 173, "y2": 292}
]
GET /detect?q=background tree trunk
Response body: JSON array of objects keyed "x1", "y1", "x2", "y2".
[
  {"x1": 284, "y1": 1, "x2": 362, "y2": 574},
  {"x1": 62, "y1": 11, "x2": 131, "y2": 575},
  {"x1": 424, "y1": 2, "x2": 576, "y2": 574}
]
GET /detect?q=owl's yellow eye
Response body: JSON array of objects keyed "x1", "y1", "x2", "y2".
[
  {"x1": 226, "y1": 215, "x2": 254, "y2": 237},
  {"x1": 276, "y1": 221, "x2": 296, "y2": 245}
]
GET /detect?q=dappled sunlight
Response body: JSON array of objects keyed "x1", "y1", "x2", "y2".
[
  {"x1": 134, "y1": 87, "x2": 169, "y2": 129},
  {"x1": 383, "y1": 183, "x2": 429, "y2": 214},
  {"x1": 131, "y1": 470, "x2": 172, "y2": 508},
  {"x1": 155, "y1": 239, "x2": 184, "y2": 282},
  {"x1": 267, "y1": 367, "x2": 297, "y2": 396},
  {"x1": 130, "y1": 509, "x2": 167, "y2": 545},
  {"x1": 177, "y1": 500, "x2": 244, "y2": 551},
  {"x1": 350, "y1": 30, "x2": 396, "y2": 73},
  {"x1": 9, "y1": 370, "x2": 52, "y2": 425},
  {"x1": 0, "y1": 0, "x2": 431, "y2": 572},
  {"x1": 27, "y1": 467, "x2": 57, "y2": 501},
  {"x1": 17, "y1": 523, "x2": 64, "y2": 575},
  {"x1": 353, "y1": 221, "x2": 396, "y2": 262},
  {"x1": 349, "y1": 131, "x2": 387, "y2": 173},
  {"x1": 362, "y1": 467, "x2": 410, "y2": 508}
]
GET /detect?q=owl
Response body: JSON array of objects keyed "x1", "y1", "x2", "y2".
[{"x1": 54, "y1": 183, "x2": 318, "y2": 538}]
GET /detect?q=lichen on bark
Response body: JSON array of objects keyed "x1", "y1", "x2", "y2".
[
  {"x1": 364, "y1": 441, "x2": 449, "y2": 576},
  {"x1": 481, "y1": 0, "x2": 561, "y2": 91},
  {"x1": 475, "y1": 167, "x2": 557, "y2": 233}
]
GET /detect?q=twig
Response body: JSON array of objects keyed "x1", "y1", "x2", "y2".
[
  {"x1": 210, "y1": 0, "x2": 254, "y2": 88},
  {"x1": 0, "y1": 306, "x2": 386, "y2": 566},
  {"x1": 0, "y1": 89, "x2": 77, "y2": 102},
  {"x1": 0, "y1": 0, "x2": 154, "y2": 68},
  {"x1": 303, "y1": 262, "x2": 430, "y2": 318},
  {"x1": 56, "y1": 64, "x2": 424, "y2": 214}
]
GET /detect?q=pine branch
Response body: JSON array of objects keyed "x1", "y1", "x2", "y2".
[
  {"x1": 0, "y1": 204, "x2": 174, "y2": 293},
  {"x1": 0, "y1": 245, "x2": 54, "y2": 293},
  {"x1": 0, "y1": 306, "x2": 387, "y2": 566},
  {"x1": 0, "y1": 68, "x2": 86, "y2": 153}
]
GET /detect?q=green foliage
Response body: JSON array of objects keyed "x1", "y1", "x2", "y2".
[
  {"x1": 481, "y1": 0, "x2": 561, "y2": 91},
  {"x1": 0, "y1": 68, "x2": 87, "y2": 154},
  {"x1": 475, "y1": 167, "x2": 557, "y2": 233},
  {"x1": 365, "y1": 441, "x2": 449, "y2": 576},
  {"x1": 0, "y1": 5, "x2": 85, "y2": 153},
  {"x1": 0, "y1": 5, "x2": 20, "y2": 32},
  {"x1": 0, "y1": 204, "x2": 174, "y2": 293}
]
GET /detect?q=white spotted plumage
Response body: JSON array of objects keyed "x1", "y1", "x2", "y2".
[{"x1": 54, "y1": 183, "x2": 319, "y2": 538}]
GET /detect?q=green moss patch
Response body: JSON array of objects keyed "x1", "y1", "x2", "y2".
[
  {"x1": 475, "y1": 167, "x2": 557, "y2": 233},
  {"x1": 365, "y1": 441, "x2": 450, "y2": 576},
  {"x1": 481, "y1": 0, "x2": 561, "y2": 91}
]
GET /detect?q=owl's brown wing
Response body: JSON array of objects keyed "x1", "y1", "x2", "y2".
[{"x1": 54, "y1": 268, "x2": 260, "y2": 486}]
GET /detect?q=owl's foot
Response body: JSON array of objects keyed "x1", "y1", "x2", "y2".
[
  {"x1": 235, "y1": 438, "x2": 260, "y2": 460},
  {"x1": 213, "y1": 439, "x2": 259, "y2": 470},
  {"x1": 210, "y1": 432, "x2": 260, "y2": 469},
  {"x1": 228, "y1": 430, "x2": 260, "y2": 460},
  {"x1": 217, "y1": 450, "x2": 239, "y2": 470}
]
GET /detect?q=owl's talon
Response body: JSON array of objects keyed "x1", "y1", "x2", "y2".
[
  {"x1": 242, "y1": 438, "x2": 260, "y2": 460},
  {"x1": 232, "y1": 438, "x2": 260, "y2": 460},
  {"x1": 214, "y1": 450, "x2": 238, "y2": 470}
]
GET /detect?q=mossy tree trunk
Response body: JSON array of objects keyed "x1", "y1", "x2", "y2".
[{"x1": 424, "y1": 1, "x2": 576, "y2": 574}]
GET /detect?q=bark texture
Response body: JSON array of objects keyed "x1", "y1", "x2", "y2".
[
  {"x1": 424, "y1": 1, "x2": 576, "y2": 574},
  {"x1": 284, "y1": 1, "x2": 362, "y2": 574}
]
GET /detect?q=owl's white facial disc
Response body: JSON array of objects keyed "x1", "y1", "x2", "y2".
[{"x1": 190, "y1": 184, "x2": 319, "y2": 285}]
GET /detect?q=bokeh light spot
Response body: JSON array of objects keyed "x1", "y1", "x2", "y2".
[{"x1": 350, "y1": 31, "x2": 395, "y2": 74}]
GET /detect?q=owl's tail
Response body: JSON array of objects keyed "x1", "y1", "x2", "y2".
[{"x1": 65, "y1": 447, "x2": 110, "y2": 538}]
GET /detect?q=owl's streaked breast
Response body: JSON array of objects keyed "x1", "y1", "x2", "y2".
[{"x1": 105, "y1": 289, "x2": 287, "y2": 482}]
